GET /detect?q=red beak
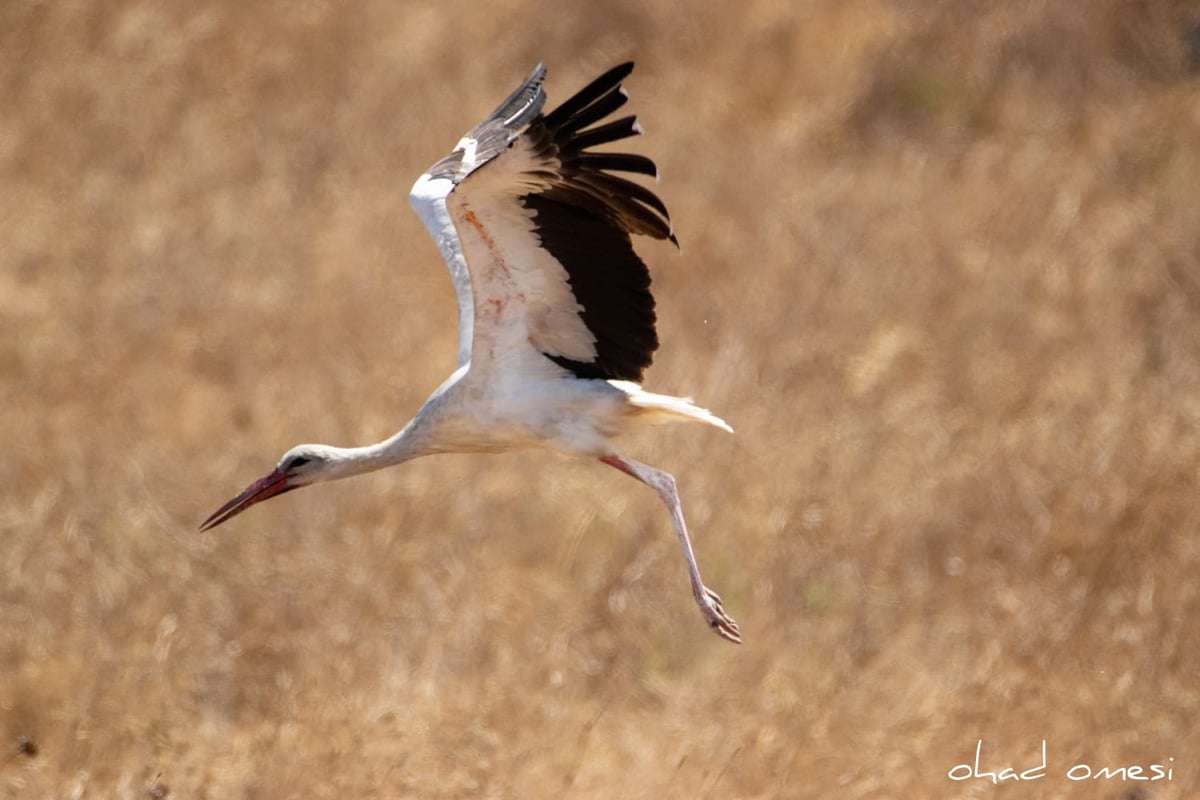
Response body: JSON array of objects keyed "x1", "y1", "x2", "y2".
[{"x1": 200, "y1": 468, "x2": 296, "y2": 531}]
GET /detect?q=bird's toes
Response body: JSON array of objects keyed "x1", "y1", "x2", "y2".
[
  {"x1": 709, "y1": 615, "x2": 742, "y2": 644},
  {"x1": 699, "y1": 586, "x2": 741, "y2": 644}
]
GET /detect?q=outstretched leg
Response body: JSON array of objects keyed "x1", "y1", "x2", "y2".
[{"x1": 600, "y1": 453, "x2": 741, "y2": 643}]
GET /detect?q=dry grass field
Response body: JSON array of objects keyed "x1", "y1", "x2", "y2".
[{"x1": 3, "y1": 0, "x2": 1200, "y2": 797}]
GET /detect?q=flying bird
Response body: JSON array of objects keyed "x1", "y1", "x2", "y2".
[{"x1": 201, "y1": 62, "x2": 740, "y2": 643}]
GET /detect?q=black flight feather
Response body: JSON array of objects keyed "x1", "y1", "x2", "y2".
[{"x1": 516, "y1": 62, "x2": 677, "y2": 381}]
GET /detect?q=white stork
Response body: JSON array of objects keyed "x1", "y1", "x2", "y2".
[{"x1": 201, "y1": 63, "x2": 740, "y2": 643}]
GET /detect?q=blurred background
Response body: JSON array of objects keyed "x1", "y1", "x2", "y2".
[{"x1": 3, "y1": 0, "x2": 1200, "y2": 797}]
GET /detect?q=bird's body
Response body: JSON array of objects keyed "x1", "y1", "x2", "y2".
[{"x1": 202, "y1": 62, "x2": 740, "y2": 643}]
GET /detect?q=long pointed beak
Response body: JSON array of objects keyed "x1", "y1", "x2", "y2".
[{"x1": 200, "y1": 468, "x2": 296, "y2": 531}]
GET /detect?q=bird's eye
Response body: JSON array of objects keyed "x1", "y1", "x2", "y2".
[{"x1": 287, "y1": 456, "x2": 312, "y2": 471}]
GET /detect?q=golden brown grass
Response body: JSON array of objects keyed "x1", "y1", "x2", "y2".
[{"x1": 3, "y1": 0, "x2": 1199, "y2": 797}]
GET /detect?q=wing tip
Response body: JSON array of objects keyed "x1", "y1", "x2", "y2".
[{"x1": 528, "y1": 61, "x2": 548, "y2": 86}]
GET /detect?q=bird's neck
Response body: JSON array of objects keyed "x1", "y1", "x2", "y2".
[
  {"x1": 319, "y1": 419, "x2": 435, "y2": 482},
  {"x1": 315, "y1": 379, "x2": 464, "y2": 483}
]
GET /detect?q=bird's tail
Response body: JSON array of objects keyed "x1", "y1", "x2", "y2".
[{"x1": 613, "y1": 381, "x2": 734, "y2": 433}]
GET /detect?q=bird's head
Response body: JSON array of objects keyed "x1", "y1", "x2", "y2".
[{"x1": 199, "y1": 444, "x2": 340, "y2": 531}]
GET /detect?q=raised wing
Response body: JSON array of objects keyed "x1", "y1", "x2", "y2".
[
  {"x1": 444, "y1": 62, "x2": 676, "y2": 382},
  {"x1": 409, "y1": 64, "x2": 548, "y2": 368}
]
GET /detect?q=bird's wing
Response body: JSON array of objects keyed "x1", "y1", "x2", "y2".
[
  {"x1": 421, "y1": 62, "x2": 676, "y2": 383},
  {"x1": 409, "y1": 63, "x2": 548, "y2": 369}
]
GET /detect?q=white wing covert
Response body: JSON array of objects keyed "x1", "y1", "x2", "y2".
[{"x1": 409, "y1": 63, "x2": 548, "y2": 368}]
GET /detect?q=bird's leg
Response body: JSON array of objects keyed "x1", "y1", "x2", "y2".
[{"x1": 599, "y1": 454, "x2": 741, "y2": 643}]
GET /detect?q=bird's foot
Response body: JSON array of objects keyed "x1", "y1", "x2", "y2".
[{"x1": 698, "y1": 586, "x2": 741, "y2": 644}]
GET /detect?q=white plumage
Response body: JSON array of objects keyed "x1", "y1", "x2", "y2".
[{"x1": 202, "y1": 62, "x2": 740, "y2": 643}]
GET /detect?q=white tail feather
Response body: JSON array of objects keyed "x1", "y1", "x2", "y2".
[{"x1": 611, "y1": 381, "x2": 734, "y2": 433}]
